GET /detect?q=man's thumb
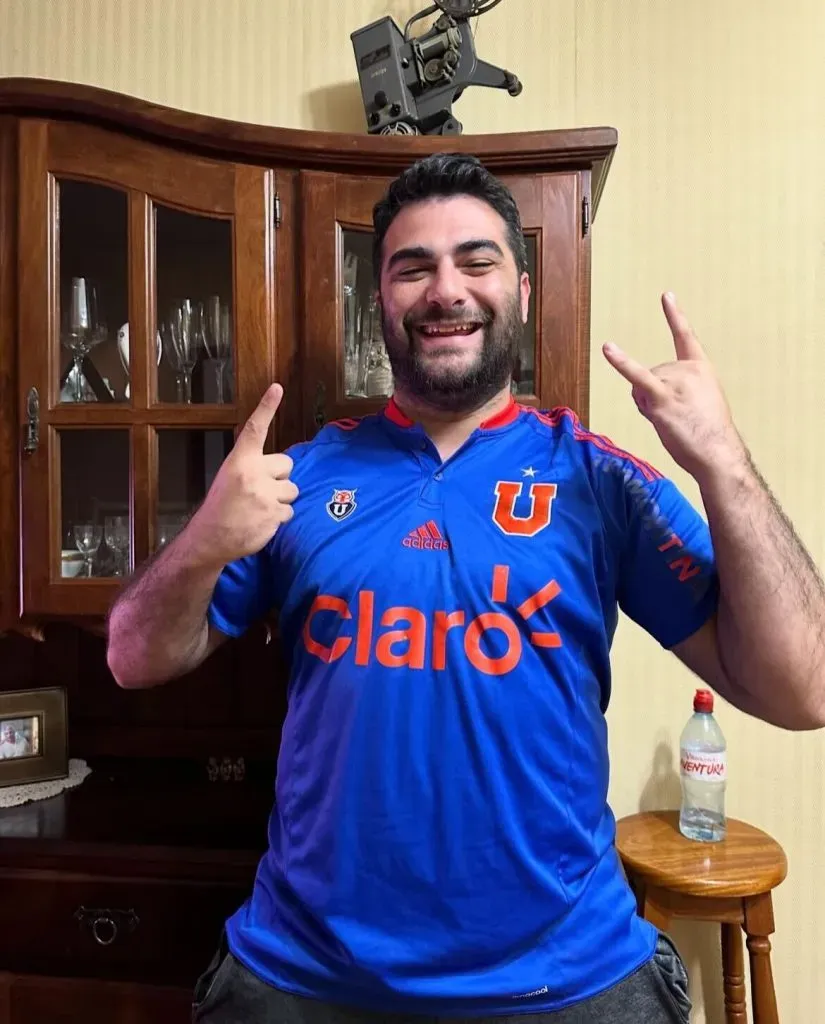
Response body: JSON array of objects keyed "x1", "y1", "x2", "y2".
[{"x1": 237, "y1": 383, "x2": 284, "y2": 450}]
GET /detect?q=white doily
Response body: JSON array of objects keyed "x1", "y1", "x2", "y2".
[{"x1": 0, "y1": 758, "x2": 92, "y2": 808}]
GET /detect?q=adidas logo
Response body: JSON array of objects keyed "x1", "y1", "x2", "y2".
[{"x1": 402, "y1": 520, "x2": 449, "y2": 551}]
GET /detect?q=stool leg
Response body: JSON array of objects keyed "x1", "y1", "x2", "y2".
[
  {"x1": 721, "y1": 922, "x2": 748, "y2": 1024},
  {"x1": 744, "y1": 892, "x2": 779, "y2": 1024}
]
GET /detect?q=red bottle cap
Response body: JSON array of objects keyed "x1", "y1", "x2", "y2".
[{"x1": 693, "y1": 688, "x2": 714, "y2": 713}]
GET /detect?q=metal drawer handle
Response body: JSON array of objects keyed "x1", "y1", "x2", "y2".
[
  {"x1": 74, "y1": 906, "x2": 139, "y2": 946},
  {"x1": 92, "y1": 915, "x2": 117, "y2": 946}
]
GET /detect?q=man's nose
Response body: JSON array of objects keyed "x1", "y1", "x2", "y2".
[{"x1": 423, "y1": 262, "x2": 468, "y2": 310}]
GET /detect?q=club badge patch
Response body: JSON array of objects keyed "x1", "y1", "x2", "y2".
[{"x1": 326, "y1": 488, "x2": 357, "y2": 522}]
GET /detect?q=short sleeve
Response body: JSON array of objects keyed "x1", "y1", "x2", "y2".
[
  {"x1": 613, "y1": 470, "x2": 719, "y2": 649},
  {"x1": 207, "y1": 545, "x2": 278, "y2": 638}
]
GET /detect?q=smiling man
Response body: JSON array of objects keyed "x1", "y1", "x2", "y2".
[
  {"x1": 106, "y1": 153, "x2": 825, "y2": 1024},
  {"x1": 378, "y1": 187, "x2": 529, "y2": 433}
]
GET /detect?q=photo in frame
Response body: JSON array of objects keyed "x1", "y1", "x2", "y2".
[{"x1": 0, "y1": 687, "x2": 68, "y2": 788}]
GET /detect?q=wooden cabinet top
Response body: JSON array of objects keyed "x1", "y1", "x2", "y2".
[{"x1": 0, "y1": 77, "x2": 617, "y2": 202}]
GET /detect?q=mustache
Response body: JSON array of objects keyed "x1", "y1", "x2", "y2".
[{"x1": 403, "y1": 307, "x2": 493, "y2": 330}]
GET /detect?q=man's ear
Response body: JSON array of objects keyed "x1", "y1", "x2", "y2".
[{"x1": 519, "y1": 271, "x2": 531, "y2": 324}]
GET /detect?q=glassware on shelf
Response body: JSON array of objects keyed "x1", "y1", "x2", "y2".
[
  {"x1": 60, "y1": 278, "x2": 108, "y2": 402},
  {"x1": 104, "y1": 515, "x2": 130, "y2": 577},
  {"x1": 161, "y1": 299, "x2": 202, "y2": 404},
  {"x1": 340, "y1": 248, "x2": 393, "y2": 400},
  {"x1": 200, "y1": 296, "x2": 232, "y2": 404},
  {"x1": 342, "y1": 251, "x2": 363, "y2": 397},
  {"x1": 343, "y1": 282, "x2": 361, "y2": 396},
  {"x1": 362, "y1": 296, "x2": 393, "y2": 398},
  {"x1": 73, "y1": 523, "x2": 103, "y2": 577}
]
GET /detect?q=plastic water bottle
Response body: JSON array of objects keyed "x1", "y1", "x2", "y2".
[{"x1": 679, "y1": 688, "x2": 727, "y2": 842}]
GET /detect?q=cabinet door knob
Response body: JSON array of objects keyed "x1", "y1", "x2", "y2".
[
  {"x1": 74, "y1": 905, "x2": 139, "y2": 946},
  {"x1": 314, "y1": 380, "x2": 326, "y2": 427},
  {"x1": 22, "y1": 386, "x2": 39, "y2": 455}
]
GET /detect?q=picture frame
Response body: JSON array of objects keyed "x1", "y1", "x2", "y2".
[{"x1": 0, "y1": 687, "x2": 68, "y2": 789}]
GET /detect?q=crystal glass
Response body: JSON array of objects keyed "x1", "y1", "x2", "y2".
[
  {"x1": 200, "y1": 295, "x2": 232, "y2": 404},
  {"x1": 60, "y1": 278, "x2": 109, "y2": 402},
  {"x1": 104, "y1": 515, "x2": 130, "y2": 576},
  {"x1": 60, "y1": 429, "x2": 130, "y2": 579},
  {"x1": 155, "y1": 204, "x2": 233, "y2": 404},
  {"x1": 73, "y1": 524, "x2": 103, "y2": 577},
  {"x1": 161, "y1": 300, "x2": 202, "y2": 404},
  {"x1": 341, "y1": 234, "x2": 372, "y2": 398},
  {"x1": 57, "y1": 180, "x2": 127, "y2": 404}
]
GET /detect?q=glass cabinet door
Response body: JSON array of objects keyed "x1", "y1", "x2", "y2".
[
  {"x1": 17, "y1": 119, "x2": 274, "y2": 617},
  {"x1": 57, "y1": 179, "x2": 129, "y2": 405},
  {"x1": 154, "y1": 205, "x2": 234, "y2": 406},
  {"x1": 300, "y1": 170, "x2": 569, "y2": 436}
]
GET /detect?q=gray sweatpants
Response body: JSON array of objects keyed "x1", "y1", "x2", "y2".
[{"x1": 192, "y1": 932, "x2": 692, "y2": 1023}]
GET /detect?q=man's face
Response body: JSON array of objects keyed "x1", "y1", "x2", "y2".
[
  {"x1": 378, "y1": 196, "x2": 530, "y2": 412},
  {"x1": 2, "y1": 725, "x2": 14, "y2": 742}
]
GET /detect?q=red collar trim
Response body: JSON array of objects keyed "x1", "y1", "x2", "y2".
[
  {"x1": 383, "y1": 396, "x2": 519, "y2": 431},
  {"x1": 384, "y1": 397, "x2": 415, "y2": 427}
]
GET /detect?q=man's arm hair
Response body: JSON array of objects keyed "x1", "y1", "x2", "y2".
[{"x1": 106, "y1": 528, "x2": 229, "y2": 689}]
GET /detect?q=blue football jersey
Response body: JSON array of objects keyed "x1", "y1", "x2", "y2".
[{"x1": 207, "y1": 398, "x2": 718, "y2": 1016}]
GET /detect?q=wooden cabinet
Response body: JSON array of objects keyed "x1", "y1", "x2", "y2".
[
  {"x1": 0, "y1": 78, "x2": 615, "y2": 637},
  {"x1": 4, "y1": 975, "x2": 192, "y2": 1024},
  {"x1": 0, "y1": 77, "x2": 617, "y2": 1022},
  {"x1": 300, "y1": 170, "x2": 590, "y2": 432},
  {"x1": 15, "y1": 118, "x2": 275, "y2": 619}
]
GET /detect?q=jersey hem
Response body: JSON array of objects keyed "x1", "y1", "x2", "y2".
[{"x1": 224, "y1": 921, "x2": 659, "y2": 1018}]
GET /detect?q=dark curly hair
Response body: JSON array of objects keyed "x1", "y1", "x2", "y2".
[{"x1": 372, "y1": 153, "x2": 528, "y2": 280}]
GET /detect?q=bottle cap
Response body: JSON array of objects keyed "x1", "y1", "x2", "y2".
[{"x1": 693, "y1": 688, "x2": 714, "y2": 713}]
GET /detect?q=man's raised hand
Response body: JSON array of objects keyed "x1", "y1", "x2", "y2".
[
  {"x1": 602, "y1": 292, "x2": 746, "y2": 480},
  {"x1": 188, "y1": 384, "x2": 299, "y2": 567}
]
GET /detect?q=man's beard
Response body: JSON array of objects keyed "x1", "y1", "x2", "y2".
[{"x1": 380, "y1": 292, "x2": 524, "y2": 413}]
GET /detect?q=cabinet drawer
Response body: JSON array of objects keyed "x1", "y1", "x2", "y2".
[
  {"x1": 9, "y1": 974, "x2": 192, "y2": 1024},
  {"x1": 0, "y1": 874, "x2": 245, "y2": 984}
]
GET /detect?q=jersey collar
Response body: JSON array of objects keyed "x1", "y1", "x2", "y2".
[{"x1": 383, "y1": 395, "x2": 520, "y2": 432}]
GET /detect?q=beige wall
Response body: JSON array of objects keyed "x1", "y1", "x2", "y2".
[{"x1": 2, "y1": 1, "x2": 824, "y2": 1020}]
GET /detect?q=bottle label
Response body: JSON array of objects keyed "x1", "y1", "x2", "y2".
[{"x1": 680, "y1": 747, "x2": 727, "y2": 781}]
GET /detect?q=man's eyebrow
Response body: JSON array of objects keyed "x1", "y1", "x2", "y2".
[
  {"x1": 386, "y1": 238, "x2": 505, "y2": 270},
  {"x1": 386, "y1": 245, "x2": 435, "y2": 270},
  {"x1": 453, "y1": 239, "x2": 505, "y2": 259}
]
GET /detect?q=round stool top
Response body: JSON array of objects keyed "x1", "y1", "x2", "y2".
[{"x1": 616, "y1": 811, "x2": 787, "y2": 898}]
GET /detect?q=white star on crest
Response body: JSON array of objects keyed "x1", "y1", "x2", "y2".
[{"x1": 522, "y1": 466, "x2": 537, "y2": 478}]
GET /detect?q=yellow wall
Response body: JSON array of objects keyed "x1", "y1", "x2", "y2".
[{"x1": 2, "y1": 1, "x2": 823, "y2": 1020}]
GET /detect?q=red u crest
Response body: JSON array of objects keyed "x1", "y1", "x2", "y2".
[{"x1": 492, "y1": 481, "x2": 557, "y2": 537}]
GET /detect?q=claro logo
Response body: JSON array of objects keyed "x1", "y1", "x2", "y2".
[{"x1": 302, "y1": 565, "x2": 562, "y2": 676}]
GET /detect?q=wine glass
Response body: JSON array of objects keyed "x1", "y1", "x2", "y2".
[
  {"x1": 61, "y1": 279, "x2": 108, "y2": 402},
  {"x1": 200, "y1": 296, "x2": 232, "y2": 404},
  {"x1": 104, "y1": 516, "x2": 130, "y2": 576},
  {"x1": 163, "y1": 300, "x2": 201, "y2": 403},
  {"x1": 73, "y1": 523, "x2": 103, "y2": 577}
]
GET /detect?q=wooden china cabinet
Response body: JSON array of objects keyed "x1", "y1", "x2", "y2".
[{"x1": 0, "y1": 79, "x2": 616, "y2": 1022}]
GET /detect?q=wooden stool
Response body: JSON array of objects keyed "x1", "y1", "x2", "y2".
[{"x1": 616, "y1": 811, "x2": 787, "y2": 1024}]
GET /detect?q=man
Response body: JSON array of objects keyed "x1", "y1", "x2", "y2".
[{"x1": 107, "y1": 154, "x2": 825, "y2": 1023}]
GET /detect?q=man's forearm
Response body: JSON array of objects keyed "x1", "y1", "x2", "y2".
[
  {"x1": 107, "y1": 528, "x2": 225, "y2": 689},
  {"x1": 699, "y1": 447, "x2": 825, "y2": 728}
]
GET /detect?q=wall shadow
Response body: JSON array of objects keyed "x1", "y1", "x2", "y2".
[{"x1": 303, "y1": 81, "x2": 368, "y2": 134}]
